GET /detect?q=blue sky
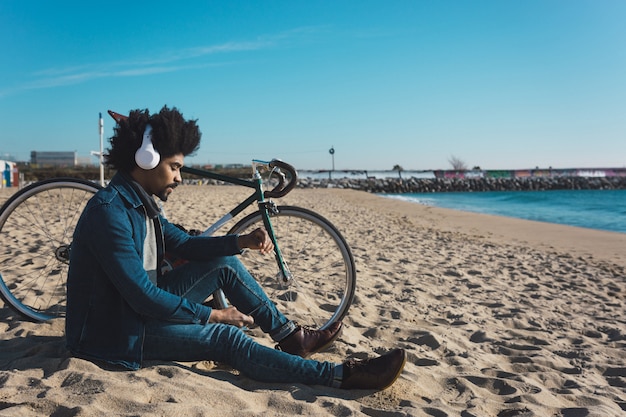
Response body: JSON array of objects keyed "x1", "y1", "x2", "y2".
[{"x1": 1, "y1": 1, "x2": 625, "y2": 171}]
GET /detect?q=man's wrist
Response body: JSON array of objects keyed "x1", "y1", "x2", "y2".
[{"x1": 207, "y1": 308, "x2": 219, "y2": 324}]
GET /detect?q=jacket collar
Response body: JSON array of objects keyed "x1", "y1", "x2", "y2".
[{"x1": 109, "y1": 172, "x2": 161, "y2": 218}]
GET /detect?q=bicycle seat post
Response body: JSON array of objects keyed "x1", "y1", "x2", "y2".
[{"x1": 251, "y1": 161, "x2": 264, "y2": 200}]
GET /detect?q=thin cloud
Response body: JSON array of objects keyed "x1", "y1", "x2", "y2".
[
  {"x1": 0, "y1": 34, "x2": 290, "y2": 97},
  {"x1": 14, "y1": 62, "x2": 229, "y2": 92}
]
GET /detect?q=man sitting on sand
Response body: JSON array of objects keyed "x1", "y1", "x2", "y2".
[{"x1": 65, "y1": 106, "x2": 405, "y2": 390}]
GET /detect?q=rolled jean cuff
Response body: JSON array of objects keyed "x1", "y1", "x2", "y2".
[
  {"x1": 330, "y1": 363, "x2": 343, "y2": 388},
  {"x1": 269, "y1": 320, "x2": 298, "y2": 342}
]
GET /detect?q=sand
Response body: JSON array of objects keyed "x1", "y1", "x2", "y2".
[{"x1": 0, "y1": 185, "x2": 625, "y2": 416}]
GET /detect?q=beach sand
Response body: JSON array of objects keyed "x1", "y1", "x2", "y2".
[{"x1": 1, "y1": 186, "x2": 625, "y2": 416}]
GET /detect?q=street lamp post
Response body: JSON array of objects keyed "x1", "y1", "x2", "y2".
[
  {"x1": 98, "y1": 113, "x2": 104, "y2": 186},
  {"x1": 329, "y1": 146, "x2": 335, "y2": 180},
  {"x1": 91, "y1": 113, "x2": 105, "y2": 186}
]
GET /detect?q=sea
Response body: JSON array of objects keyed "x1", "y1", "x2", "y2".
[{"x1": 381, "y1": 189, "x2": 626, "y2": 234}]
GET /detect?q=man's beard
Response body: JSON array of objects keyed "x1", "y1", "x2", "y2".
[{"x1": 156, "y1": 183, "x2": 178, "y2": 202}]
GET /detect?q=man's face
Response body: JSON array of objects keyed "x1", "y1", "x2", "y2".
[{"x1": 144, "y1": 153, "x2": 184, "y2": 201}]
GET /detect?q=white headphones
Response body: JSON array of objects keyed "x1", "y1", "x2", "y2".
[{"x1": 135, "y1": 124, "x2": 160, "y2": 170}]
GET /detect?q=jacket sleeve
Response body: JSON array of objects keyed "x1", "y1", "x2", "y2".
[
  {"x1": 85, "y1": 203, "x2": 212, "y2": 324},
  {"x1": 160, "y1": 215, "x2": 242, "y2": 259}
]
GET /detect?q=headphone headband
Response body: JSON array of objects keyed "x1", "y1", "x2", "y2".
[{"x1": 107, "y1": 111, "x2": 161, "y2": 170}]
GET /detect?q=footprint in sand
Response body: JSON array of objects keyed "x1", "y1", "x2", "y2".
[
  {"x1": 407, "y1": 332, "x2": 441, "y2": 350},
  {"x1": 603, "y1": 367, "x2": 626, "y2": 388}
]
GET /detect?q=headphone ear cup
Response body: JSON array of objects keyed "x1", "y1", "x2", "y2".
[{"x1": 135, "y1": 125, "x2": 160, "y2": 170}]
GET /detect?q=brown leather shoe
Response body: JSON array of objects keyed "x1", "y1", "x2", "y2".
[
  {"x1": 276, "y1": 321, "x2": 343, "y2": 358},
  {"x1": 340, "y1": 348, "x2": 406, "y2": 390}
]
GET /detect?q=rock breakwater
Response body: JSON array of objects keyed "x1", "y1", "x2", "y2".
[{"x1": 297, "y1": 176, "x2": 626, "y2": 193}]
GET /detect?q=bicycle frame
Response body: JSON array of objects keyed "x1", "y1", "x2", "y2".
[{"x1": 181, "y1": 160, "x2": 293, "y2": 283}]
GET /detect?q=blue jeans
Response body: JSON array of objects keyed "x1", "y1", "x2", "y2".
[{"x1": 142, "y1": 256, "x2": 341, "y2": 387}]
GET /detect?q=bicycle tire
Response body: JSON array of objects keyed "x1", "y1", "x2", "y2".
[
  {"x1": 221, "y1": 206, "x2": 356, "y2": 331},
  {"x1": 0, "y1": 178, "x2": 100, "y2": 321}
]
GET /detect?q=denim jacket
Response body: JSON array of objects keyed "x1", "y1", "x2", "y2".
[{"x1": 65, "y1": 172, "x2": 240, "y2": 370}]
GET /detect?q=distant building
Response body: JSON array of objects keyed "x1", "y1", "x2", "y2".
[{"x1": 30, "y1": 151, "x2": 77, "y2": 167}]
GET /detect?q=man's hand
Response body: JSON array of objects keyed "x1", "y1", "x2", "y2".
[
  {"x1": 208, "y1": 306, "x2": 254, "y2": 327},
  {"x1": 237, "y1": 228, "x2": 274, "y2": 255}
]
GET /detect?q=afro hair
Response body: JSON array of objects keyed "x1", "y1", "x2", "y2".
[{"x1": 105, "y1": 106, "x2": 201, "y2": 171}]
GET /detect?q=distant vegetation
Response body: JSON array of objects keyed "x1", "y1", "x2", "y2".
[
  {"x1": 16, "y1": 165, "x2": 113, "y2": 182},
  {"x1": 15, "y1": 163, "x2": 251, "y2": 182},
  {"x1": 448, "y1": 155, "x2": 468, "y2": 171}
]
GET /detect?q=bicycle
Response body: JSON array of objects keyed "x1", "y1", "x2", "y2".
[{"x1": 0, "y1": 159, "x2": 356, "y2": 330}]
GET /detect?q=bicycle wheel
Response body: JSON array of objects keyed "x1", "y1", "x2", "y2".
[
  {"x1": 0, "y1": 178, "x2": 100, "y2": 321},
  {"x1": 225, "y1": 206, "x2": 356, "y2": 330}
]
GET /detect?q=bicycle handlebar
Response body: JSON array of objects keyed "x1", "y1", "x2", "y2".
[{"x1": 264, "y1": 159, "x2": 298, "y2": 199}]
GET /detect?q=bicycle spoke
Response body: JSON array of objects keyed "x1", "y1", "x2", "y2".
[
  {"x1": 0, "y1": 179, "x2": 98, "y2": 321},
  {"x1": 229, "y1": 206, "x2": 355, "y2": 330}
]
